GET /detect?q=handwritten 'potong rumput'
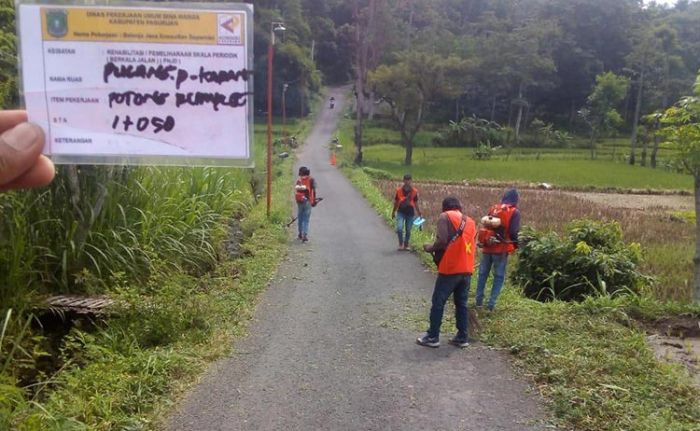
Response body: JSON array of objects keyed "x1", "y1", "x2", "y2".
[{"x1": 18, "y1": 3, "x2": 254, "y2": 165}]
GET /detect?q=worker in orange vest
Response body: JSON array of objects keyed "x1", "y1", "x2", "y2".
[
  {"x1": 294, "y1": 166, "x2": 317, "y2": 242},
  {"x1": 476, "y1": 188, "x2": 521, "y2": 311},
  {"x1": 391, "y1": 173, "x2": 422, "y2": 251},
  {"x1": 418, "y1": 196, "x2": 476, "y2": 348}
]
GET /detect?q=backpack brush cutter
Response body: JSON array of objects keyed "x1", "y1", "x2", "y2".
[{"x1": 286, "y1": 197, "x2": 324, "y2": 227}]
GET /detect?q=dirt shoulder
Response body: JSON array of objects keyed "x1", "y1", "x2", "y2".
[{"x1": 568, "y1": 191, "x2": 693, "y2": 212}]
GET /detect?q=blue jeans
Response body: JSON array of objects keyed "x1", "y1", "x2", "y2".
[
  {"x1": 427, "y1": 274, "x2": 471, "y2": 339},
  {"x1": 476, "y1": 253, "x2": 509, "y2": 310},
  {"x1": 297, "y1": 201, "x2": 312, "y2": 237},
  {"x1": 395, "y1": 212, "x2": 414, "y2": 245}
]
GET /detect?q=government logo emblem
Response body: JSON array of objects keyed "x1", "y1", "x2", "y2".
[
  {"x1": 217, "y1": 14, "x2": 243, "y2": 45},
  {"x1": 46, "y1": 9, "x2": 68, "y2": 38}
]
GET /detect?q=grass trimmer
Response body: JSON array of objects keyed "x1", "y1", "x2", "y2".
[{"x1": 286, "y1": 197, "x2": 324, "y2": 227}]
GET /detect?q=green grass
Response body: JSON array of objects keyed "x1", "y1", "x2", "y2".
[
  {"x1": 337, "y1": 121, "x2": 691, "y2": 191},
  {"x1": 341, "y1": 164, "x2": 700, "y2": 431},
  {"x1": 0, "y1": 116, "x2": 308, "y2": 430},
  {"x1": 352, "y1": 125, "x2": 435, "y2": 148},
  {"x1": 643, "y1": 243, "x2": 695, "y2": 302},
  {"x1": 361, "y1": 144, "x2": 691, "y2": 190},
  {"x1": 481, "y1": 291, "x2": 700, "y2": 431}
]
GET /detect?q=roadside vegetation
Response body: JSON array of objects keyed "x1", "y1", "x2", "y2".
[
  {"x1": 1, "y1": 0, "x2": 700, "y2": 428},
  {"x1": 0, "y1": 0, "x2": 322, "y2": 427},
  {"x1": 342, "y1": 164, "x2": 700, "y2": 431},
  {"x1": 0, "y1": 119, "x2": 307, "y2": 430}
]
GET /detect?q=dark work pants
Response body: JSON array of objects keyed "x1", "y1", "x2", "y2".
[{"x1": 427, "y1": 273, "x2": 471, "y2": 339}]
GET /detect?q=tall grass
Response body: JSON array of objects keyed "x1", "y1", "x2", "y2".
[
  {"x1": 0, "y1": 165, "x2": 253, "y2": 308},
  {"x1": 0, "y1": 114, "x2": 308, "y2": 429}
]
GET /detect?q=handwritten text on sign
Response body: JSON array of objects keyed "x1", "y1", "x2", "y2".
[{"x1": 19, "y1": 4, "x2": 253, "y2": 164}]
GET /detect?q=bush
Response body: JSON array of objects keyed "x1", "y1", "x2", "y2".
[
  {"x1": 0, "y1": 166, "x2": 252, "y2": 308},
  {"x1": 472, "y1": 141, "x2": 500, "y2": 160},
  {"x1": 110, "y1": 273, "x2": 216, "y2": 349},
  {"x1": 512, "y1": 220, "x2": 651, "y2": 301},
  {"x1": 361, "y1": 167, "x2": 395, "y2": 180},
  {"x1": 433, "y1": 117, "x2": 506, "y2": 148}
]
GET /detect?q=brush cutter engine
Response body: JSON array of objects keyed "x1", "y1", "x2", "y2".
[{"x1": 477, "y1": 215, "x2": 502, "y2": 247}]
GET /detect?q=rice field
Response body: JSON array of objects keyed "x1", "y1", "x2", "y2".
[
  {"x1": 376, "y1": 180, "x2": 694, "y2": 302},
  {"x1": 337, "y1": 121, "x2": 691, "y2": 191}
]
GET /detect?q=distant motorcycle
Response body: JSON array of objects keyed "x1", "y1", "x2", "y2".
[{"x1": 329, "y1": 96, "x2": 335, "y2": 109}]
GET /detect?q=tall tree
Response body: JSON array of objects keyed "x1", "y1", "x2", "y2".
[
  {"x1": 352, "y1": 0, "x2": 372, "y2": 165},
  {"x1": 661, "y1": 72, "x2": 700, "y2": 303},
  {"x1": 580, "y1": 72, "x2": 630, "y2": 159},
  {"x1": 625, "y1": 28, "x2": 658, "y2": 165},
  {"x1": 464, "y1": 13, "x2": 560, "y2": 142},
  {"x1": 650, "y1": 25, "x2": 686, "y2": 167},
  {"x1": 253, "y1": 2, "x2": 318, "y2": 117},
  {"x1": 371, "y1": 52, "x2": 468, "y2": 165},
  {"x1": 352, "y1": 0, "x2": 392, "y2": 164}
]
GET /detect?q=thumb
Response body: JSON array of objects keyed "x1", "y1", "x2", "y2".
[{"x1": 0, "y1": 123, "x2": 45, "y2": 186}]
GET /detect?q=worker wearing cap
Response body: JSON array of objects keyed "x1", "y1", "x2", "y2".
[
  {"x1": 418, "y1": 196, "x2": 476, "y2": 348},
  {"x1": 475, "y1": 188, "x2": 521, "y2": 311}
]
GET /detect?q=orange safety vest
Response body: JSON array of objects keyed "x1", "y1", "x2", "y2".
[
  {"x1": 395, "y1": 186, "x2": 418, "y2": 209},
  {"x1": 438, "y1": 210, "x2": 477, "y2": 275},
  {"x1": 295, "y1": 175, "x2": 315, "y2": 204},
  {"x1": 482, "y1": 203, "x2": 517, "y2": 254}
]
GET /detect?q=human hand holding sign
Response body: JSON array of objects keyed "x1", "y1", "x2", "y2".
[{"x1": 0, "y1": 111, "x2": 54, "y2": 192}]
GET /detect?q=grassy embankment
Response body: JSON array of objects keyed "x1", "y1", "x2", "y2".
[
  {"x1": 340, "y1": 121, "x2": 691, "y2": 191},
  {"x1": 337, "y1": 121, "x2": 700, "y2": 431},
  {"x1": 0, "y1": 118, "x2": 308, "y2": 430}
]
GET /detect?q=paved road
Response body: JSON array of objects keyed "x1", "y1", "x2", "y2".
[{"x1": 167, "y1": 88, "x2": 550, "y2": 431}]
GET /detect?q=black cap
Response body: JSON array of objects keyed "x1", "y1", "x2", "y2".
[
  {"x1": 442, "y1": 196, "x2": 462, "y2": 212},
  {"x1": 403, "y1": 173, "x2": 412, "y2": 180}
]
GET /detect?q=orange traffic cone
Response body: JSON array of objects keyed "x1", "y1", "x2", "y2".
[{"x1": 330, "y1": 152, "x2": 337, "y2": 166}]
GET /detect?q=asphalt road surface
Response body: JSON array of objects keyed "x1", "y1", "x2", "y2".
[{"x1": 167, "y1": 88, "x2": 551, "y2": 431}]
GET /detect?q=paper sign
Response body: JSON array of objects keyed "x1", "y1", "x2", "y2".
[{"x1": 17, "y1": 1, "x2": 254, "y2": 166}]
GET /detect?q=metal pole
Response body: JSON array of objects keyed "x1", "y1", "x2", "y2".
[
  {"x1": 282, "y1": 84, "x2": 287, "y2": 138},
  {"x1": 266, "y1": 41, "x2": 274, "y2": 218}
]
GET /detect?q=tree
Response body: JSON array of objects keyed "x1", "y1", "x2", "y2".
[
  {"x1": 641, "y1": 111, "x2": 663, "y2": 167},
  {"x1": 464, "y1": 14, "x2": 558, "y2": 137},
  {"x1": 370, "y1": 52, "x2": 468, "y2": 165},
  {"x1": 507, "y1": 20, "x2": 559, "y2": 145},
  {"x1": 538, "y1": 0, "x2": 638, "y2": 123},
  {"x1": 352, "y1": 0, "x2": 375, "y2": 165},
  {"x1": 351, "y1": 0, "x2": 394, "y2": 164},
  {"x1": 580, "y1": 72, "x2": 630, "y2": 159},
  {"x1": 650, "y1": 25, "x2": 687, "y2": 167},
  {"x1": 661, "y1": 72, "x2": 700, "y2": 303},
  {"x1": 253, "y1": 2, "x2": 318, "y2": 117},
  {"x1": 626, "y1": 29, "x2": 655, "y2": 166}
]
